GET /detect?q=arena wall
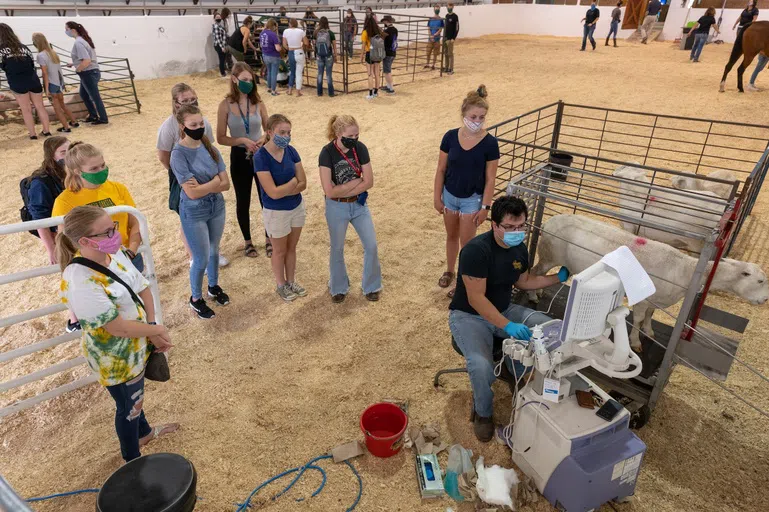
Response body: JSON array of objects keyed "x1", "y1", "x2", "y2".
[{"x1": 0, "y1": 4, "x2": 751, "y2": 80}]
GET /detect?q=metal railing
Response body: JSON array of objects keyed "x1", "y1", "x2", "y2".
[
  {"x1": 0, "y1": 43, "x2": 141, "y2": 121},
  {"x1": 0, "y1": 206, "x2": 161, "y2": 419}
]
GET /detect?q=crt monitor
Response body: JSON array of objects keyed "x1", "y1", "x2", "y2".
[{"x1": 559, "y1": 262, "x2": 625, "y2": 344}]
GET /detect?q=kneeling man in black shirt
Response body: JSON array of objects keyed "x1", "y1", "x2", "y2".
[{"x1": 449, "y1": 196, "x2": 569, "y2": 442}]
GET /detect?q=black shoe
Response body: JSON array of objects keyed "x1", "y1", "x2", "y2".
[
  {"x1": 71, "y1": 122, "x2": 80, "y2": 128},
  {"x1": 207, "y1": 285, "x2": 230, "y2": 306},
  {"x1": 29, "y1": 135, "x2": 38, "y2": 140},
  {"x1": 66, "y1": 320, "x2": 81, "y2": 333},
  {"x1": 189, "y1": 296, "x2": 216, "y2": 319},
  {"x1": 473, "y1": 413, "x2": 494, "y2": 442},
  {"x1": 91, "y1": 119, "x2": 109, "y2": 125},
  {"x1": 41, "y1": 131, "x2": 52, "y2": 137},
  {"x1": 331, "y1": 293, "x2": 346, "y2": 303},
  {"x1": 57, "y1": 127, "x2": 72, "y2": 133},
  {"x1": 365, "y1": 291, "x2": 381, "y2": 302},
  {"x1": 84, "y1": 116, "x2": 98, "y2": 123}
]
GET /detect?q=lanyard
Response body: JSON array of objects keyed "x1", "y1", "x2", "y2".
[
  {"x1": 237, "y1": 97, "x2": 250, "y2": 135},
  {"x1": 334, "y1": 141, "x2": 361, "y2": 177}
]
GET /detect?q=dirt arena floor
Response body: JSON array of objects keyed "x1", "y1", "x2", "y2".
[{"x1": 1, "y1": 34, "x2": 768, "y2": 512}]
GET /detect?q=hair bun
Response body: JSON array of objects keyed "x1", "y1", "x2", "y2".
[{"x1": 476, "y1": 85, "x2": 487, "y2": 99}]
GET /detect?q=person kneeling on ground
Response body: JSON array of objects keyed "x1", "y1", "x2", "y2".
[
  {"x1": 58, "y1": 205, "x2": 177, "y2": 462},
  {"x1": 448, "y1": 196, "x2": 569, "y2": 442}
]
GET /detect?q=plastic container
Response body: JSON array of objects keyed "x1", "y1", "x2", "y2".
[
  {"x1": 97, "y1": 453, "x2": 197, "y2": 512},
  {"x1": 359, "y1": 403, "x2": 408, "y2": 458},
  {"x1": 548, "y1": 152, "x2": 573, "y2": 181}
]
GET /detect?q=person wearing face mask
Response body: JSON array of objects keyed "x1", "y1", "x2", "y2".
[
  {"x1": 172, "y1": 105, "x2": 231, "y2": 320},
  {"x1": 580, "y1": 1, "x2": 600, "y2": 52},
  {"x1": 253, "y1": 114, "x2": 308, "y2": 302},
  {"x1": 65, "y1": 21, "x2": 108, "y2": 124},
  {"x1": 425, "y1": 5, "x2": 444, "y2": 71},
  {"x1": 449, "y1": 196, "x2": 569, "y2": 442},
  {"x1": 57, "y1": 205, "x2": 178, "y2": 462},
  {"x1": 53, "y1": 142, "x2": 144, "y2": 276},
  {"x1": 434, "y1": 85, "x2": 498, "y2": 299},
  {"x1": 639, "y1": 0, "x2": 660, "y2": 44},
  {"x1": 319, "y1": 114, "x2": 381, "y2": 303},
  {"x1": 217, "y1": 62, "x2": 271, "y2": 259},
  {"x1": 276, "y1": 6, "x2": 291, "y2": 37},
  {"x1": 443, "y1": 4, "x2": 459, "y2": 74},
  {"x1": 212, "y1": 12, "x2": 228, "y2": 77}
]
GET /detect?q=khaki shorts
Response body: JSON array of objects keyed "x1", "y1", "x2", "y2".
[{"x1": 263, "y1": 200, "x2": 306, "y2": 239}]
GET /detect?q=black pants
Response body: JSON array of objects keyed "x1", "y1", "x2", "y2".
[
  {"x1": 230, "y1": 146, "x2": 266, "y2": 242},
  {"x1": 215, "y1": 45, "x2": 227, "y2": 76}
]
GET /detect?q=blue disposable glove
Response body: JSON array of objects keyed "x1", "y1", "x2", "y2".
[
  {"x1": 557, "y1": 266, "x2": 570, "y2": 283},
  {"x1": 504, "y1": 322, "x2": 532, "y2": 341}
]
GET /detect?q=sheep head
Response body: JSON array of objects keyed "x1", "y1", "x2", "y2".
[{"x1": 715, "y1": 259, "x2": 769, "y2": 305}]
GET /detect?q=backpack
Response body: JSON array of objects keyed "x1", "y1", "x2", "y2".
[
  {"x1": 19, "y1": 174, "x2": 62, "y2": 238},
  {"x1": 369, "y1": 34, "x2": 386, "y2": 62},
  {"x1": 316, "y1": 29, "x2": 331, "y2": 58}
]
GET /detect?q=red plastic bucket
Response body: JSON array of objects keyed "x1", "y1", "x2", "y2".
[{"x1": 360, "y1": 403, "x2": 408, "y2": 458}]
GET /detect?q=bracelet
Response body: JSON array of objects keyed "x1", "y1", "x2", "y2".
[{"x1": 148, "y1": 321, "x2": 157, "y2": 326}]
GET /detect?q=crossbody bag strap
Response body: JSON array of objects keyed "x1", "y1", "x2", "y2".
[{"x1": 70, "y1": 255, "x2": 145, "y2": 312}]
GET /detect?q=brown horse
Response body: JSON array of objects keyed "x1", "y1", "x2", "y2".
[{"x1": 720, "y1": 21, "x2": 769, "y2": 92}]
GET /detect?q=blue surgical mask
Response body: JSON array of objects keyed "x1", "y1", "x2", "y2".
[
  {"x1": 590, "y1": 4, "x2": 597, "y2": 9},
  {"x1": 503, "y1": 231, "x2": 526, "y2": 248},
  {"x1": 273, "y1": 134, "x2": 291, "y2": 149},
  {"x1": 65, "y1": 29, "x2": 73, "y2": 37}
]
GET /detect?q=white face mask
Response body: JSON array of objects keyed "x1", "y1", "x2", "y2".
[{"x1": 463, "y1": 117, "x2": 484, "y2": 133}]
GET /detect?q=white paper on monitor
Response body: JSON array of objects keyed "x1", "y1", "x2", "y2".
[{"x1": 600, "y1": 246, "x2": 656, "y2": 306}]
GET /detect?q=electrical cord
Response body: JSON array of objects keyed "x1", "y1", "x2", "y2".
[{"x1": 26, "y1": 488, "x2": 100, "y2": 503}]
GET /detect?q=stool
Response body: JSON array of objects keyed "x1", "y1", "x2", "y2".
[
  {"x1": 433, "y1": 336, "x2": 508, "y2": 388},
  {"x1": 97, "y1": 453, "x2": 197, "y2": 512}
]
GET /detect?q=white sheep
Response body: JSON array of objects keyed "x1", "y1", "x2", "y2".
[
  {"x1": 613, "y1": 165, "x2": 724, "y2": 253},
  {"x1": 530, "y1": 214, "x2": 768, "y2": 350},
  {"x1": 670, "y1": 169, "x2": 738, "y2": 200}
]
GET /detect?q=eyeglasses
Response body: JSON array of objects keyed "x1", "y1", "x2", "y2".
[
  {"x1": 498, "y1": 223, "x2": 526, "y2": 231},
  {"x1": 176, "y1": 99, "x2": 198, "y2": 107},
  {"x1": 88, "y1": 221, "x2": 119, "y2": 239}
]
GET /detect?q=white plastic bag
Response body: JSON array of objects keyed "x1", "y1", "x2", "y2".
[{"x1": 475, "y1": 456, "x2": 519, "y2": 509}]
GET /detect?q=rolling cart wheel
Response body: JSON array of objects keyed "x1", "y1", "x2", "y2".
[{"x1": 629, "y1": 405, "x2": 651, "y2": 430}]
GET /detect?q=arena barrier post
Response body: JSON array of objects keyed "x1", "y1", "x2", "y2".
[{"x1": 0, "y1": 206, "x2": 162, "y2": 419}]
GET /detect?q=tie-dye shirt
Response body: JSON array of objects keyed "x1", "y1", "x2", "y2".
[{"x1": 60, "y1": 250, "x2": 151, "y2": 386}]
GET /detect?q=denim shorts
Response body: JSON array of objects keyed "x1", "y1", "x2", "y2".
[
  {"x1": 383, "y1": 56, "x2": 395, "y2": 74},
  {"x1": 442, "y1": 187, "x2": 482, "y2": 214},
  {"x1": 48, "y1": 83, "x2": 62, "y2": 94}
]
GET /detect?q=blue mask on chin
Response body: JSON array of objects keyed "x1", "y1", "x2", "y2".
[{"x1": 503, "y1": 231, "x2": 526, "y2": 248}]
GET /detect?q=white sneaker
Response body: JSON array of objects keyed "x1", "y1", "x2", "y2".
[
  {"x1": 219, "y1": 255, "x2": 229, "y2": 267},
  {"x1": 365, "y1": 94, "x2": 375, "y2": 100}
]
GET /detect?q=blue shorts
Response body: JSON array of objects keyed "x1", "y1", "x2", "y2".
[
  {"x1": 48, "y1": 83, "x2": 62, "y2": 94},
  {"x1": 442, "y1": 187, "x2": 482, "y2": 214},
  {"x1": 383, "y1": 55, "x2": 395, "y2": 74}
]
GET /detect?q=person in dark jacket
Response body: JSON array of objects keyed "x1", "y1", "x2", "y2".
[{"x1": 28, "y1": 136, "x2": 70, "y2": 263}]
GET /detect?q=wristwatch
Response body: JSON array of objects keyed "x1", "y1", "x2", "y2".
[
  {"x1": 481, "y1": 205, "x2": 491, "y2": 210},
  {"x1": 148, "y1": 322, "x2": 157, "y2": 326}
]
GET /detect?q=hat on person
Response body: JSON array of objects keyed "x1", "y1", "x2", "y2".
[{"x1": 382, "y1": 15, "x2": 395, "y2": 23}]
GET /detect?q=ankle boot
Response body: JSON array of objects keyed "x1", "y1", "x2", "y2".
[
  {"x1": 605, "y1": 37, "x2": 610, "y2": 46},
  {"x1": 613, "y1": 39, "x2": 618, "y2": 47}
]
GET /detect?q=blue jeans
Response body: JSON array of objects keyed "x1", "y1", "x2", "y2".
[
  {"x1": 581, "y1": 24, "x2": 596, "y2": 50},
  {"x1": 180, "y1": 194, "x2": 226, "y2": 299},
  {"x1": 78, "y1": 69, "x2": 108, "y2": 122},
  {"x1": 288, "y1": 50, "x2": 297, "y2": 88},
  {"x1": 449, "y1": 304, "x2": 552, "y2": 418},
  {"x1": 106, "y1": 373, "x2": 152, "y2": 462},
  {"x1": 608, "y1": 20, "x2": 619, "y2": 40},
  {"x1": 317, "y1": 56, "x2": 335, "y2": 96},
  {"x1": 690, "y1": 33, "x2": 708, "y2": 61},
  {"x1": 750, "y1": 53, "x2": 768, "y2": 86},
  {"x1": 324, "y1": 198, "x2": 381, "y2": 295},
  {"x1": 344, "y1": 32, "x2": 354, "y2": 58},
  {"x1": 131, "y1": 253, "x2": 144, "y2": 273},
  {"x1": 263, "y1": 55, "x2": 280, "y2": 92}
]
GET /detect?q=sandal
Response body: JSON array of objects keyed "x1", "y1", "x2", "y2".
[
  {"x1": 265, "y1": 240, "x2": 273, "y2": 258},
  {"x1": 447, "y1": 287, "x2": 456, "y2": 299},
  {"x1": 244, "y1": 242, "x2": 258, "y2": 258},
  {"x1": 438, "y1": 271, "x2": 454, "y2": 288}
]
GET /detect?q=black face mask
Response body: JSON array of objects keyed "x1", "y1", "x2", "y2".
[
  {"x1": 341, "y1": 136, "x2": 358, "y2": 149},
  {"x1": 56, "y1": 158, "x2": 65, "y2": 168},
  {"x1": 184, "y1": 127, "x2": 206, "y2": 141}
]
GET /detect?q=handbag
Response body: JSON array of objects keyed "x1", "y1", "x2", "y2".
[{"x1": 69, "y1": 254, "x2": 171, "y2": 382}]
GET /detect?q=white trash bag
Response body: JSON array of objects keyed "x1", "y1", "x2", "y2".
[{"x1": 475, "y1": 456, "x2": 519, "y2": 509}]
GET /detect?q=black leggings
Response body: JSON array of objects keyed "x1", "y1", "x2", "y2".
[
  {"x1": 230, "y1": 146, "x2": 266, "y2": 242},
  {"x1": 215, "y1": 46, "x2": 227, "y2": 76}
]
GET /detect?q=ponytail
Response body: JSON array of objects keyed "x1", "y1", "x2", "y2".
[
  {"x1": 56, "y1": 205, "x2": 107, "y2": 272},
  {"x1": 65, "y1": 21, "x2": 95, "y2": 49},
  {"x1": 200, "y1": 135, "x2": 220, "y2": 164}
]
